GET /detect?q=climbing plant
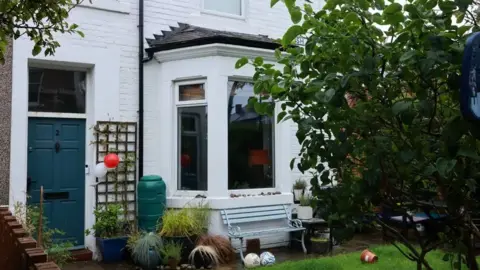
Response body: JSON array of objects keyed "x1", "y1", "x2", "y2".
[{"x1": 237, "y1": 0, "x2": 480, "y2": 269}]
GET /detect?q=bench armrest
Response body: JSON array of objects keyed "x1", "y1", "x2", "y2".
[
  {"x1": 228, "y1": 225, "x2": 242, "y2": 237},
  {"x1": 289, "y1": 219, "x2": 303, "y2": 229}
]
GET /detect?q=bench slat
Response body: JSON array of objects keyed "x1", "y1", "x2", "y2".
[
  {"x1": 229, "y1": 226, "x2": 304, "y2": 238},
  {"x1": 222, "y1": 210, "x2": 288, "y2": 224},
  {"x1": 223, "y1": 205, "x2": 285, "y2": 215},
  {"x1": 225, "y1": 213, "x2": 288, "y2": 224}
]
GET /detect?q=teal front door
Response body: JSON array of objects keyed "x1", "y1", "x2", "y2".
[{"x1": 27, "y1": 118, "x2": 86, "y2": 247}]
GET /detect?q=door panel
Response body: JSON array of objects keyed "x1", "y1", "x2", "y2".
[{"x1": 27, "y1": 118, "x2": 86, "y2": 246}]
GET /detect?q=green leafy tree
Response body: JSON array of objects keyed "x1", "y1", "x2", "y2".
[
  {"x1": 238, "y1": 0, "x2": 480, "y2": 269},
  {"x1": 0, "y1": 0, "x2": 89, "y2": 64}
]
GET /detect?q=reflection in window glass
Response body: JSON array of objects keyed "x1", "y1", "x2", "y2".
[
  {"x1": 179, "y1": 84, "x2": 205, "y2": 101},
  {"x1": 228, "y1": 81, "x2": 274, "y2": 189},
  {"x1": 178, "y1": 106, "x2": 208, "y2": 191},
  {"x1": 28, "y1": 68, "x2": 86, "y2": 113},
  {"x1": 204, "y1": 0, "x2": 242, "y2": 15}
]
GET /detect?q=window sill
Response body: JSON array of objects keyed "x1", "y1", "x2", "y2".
[
  {"x1": 201, "y1": 10, "x2": 246, "y2": 21},
  {"x1": 167, "y1": 193, "x2": 293, "y2": 209}
]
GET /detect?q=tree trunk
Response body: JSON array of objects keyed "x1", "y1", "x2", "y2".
[{"x1": 464, "y1": 233, "x2": 479, "y2": 270}]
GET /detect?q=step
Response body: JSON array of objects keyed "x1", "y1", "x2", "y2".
[{"x1": 70, "y1": 249, "x2": 93, "y2": 262}]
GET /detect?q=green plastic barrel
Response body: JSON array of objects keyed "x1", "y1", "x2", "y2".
[{"x1": 138, "y1": 175, "x2": 166, "y2": 232}]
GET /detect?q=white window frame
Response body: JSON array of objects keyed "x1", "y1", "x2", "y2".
[
  {"x1": 173, "y1": 79, "x2": 208, "y2": 196},
  {"x1": 27, "y1": 65, "x2": 88, "y2": 118},
  {"x1": 201, "y1": 0, "x2": 246, "y2": 20}
]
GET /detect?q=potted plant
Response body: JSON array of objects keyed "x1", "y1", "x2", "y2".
[
  {"x1": 188, "y1": 245, "x2": 220, "y2": 269},
  {"x1": 158, "y1": 201, "x2": 210, "y2": 263},
  {"x1": 297, "y1": 194, "x2": 313, "y2": 219},
  {"x1": 310, "y1": 237, "x2": 330, "y2": 254},
  {"x1": 127, "y1": 231, "x2": 163, "y2": 270},
  {"x1": 85, "y1": 204, "x2": 127, "y2": 263},
  {"x1": 160, "y1": 241, "x2": 182, "y2": 269},
  {"x1": 196, "y1": 235, "x2": 235, "y2": 264},
  {"x1": 159, "y1": 208, "x2": 199, "y2": 263},
  {"x1": 293, "y1": 179, "x2": 307, "y2": 201}
]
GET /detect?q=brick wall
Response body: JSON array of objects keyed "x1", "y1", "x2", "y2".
[{"x1": 0, "y1": 40, "x2": 12, "y2": 205}]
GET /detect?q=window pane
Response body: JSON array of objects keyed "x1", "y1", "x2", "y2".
[
  {"x1": 178, "y1": 106, "x2": 208, "y2": 191},
  {"x1": 28, "y1": 68, "x2": 86, "y2": 113},
  {"x1": 179, "y1": 84, "x2": 205, "y2": 101},
  {"x1": 228, "y1": 81, "x2": 274, "y2": 189},
  {"x1": 204, "y1": 0, "x2": 242, "y2": 15}
]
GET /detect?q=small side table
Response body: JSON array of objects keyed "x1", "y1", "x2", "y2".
[{"x1": 291, "y1": 218, "x2": 332, "y2": 254}]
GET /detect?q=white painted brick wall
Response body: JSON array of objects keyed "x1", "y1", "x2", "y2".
[{"x1": 15, "y1": 0, "x2": 325, "y2": 189}]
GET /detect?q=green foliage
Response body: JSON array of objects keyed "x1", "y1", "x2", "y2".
[
  {"x1": 240, "y1": 0, "x2": 480, "y2": 268},
  {"x1": 299, "y1": 194, "x2": 312, "y2": 206},
  {"x1": 159, "y1": 241, "x2": 182, "y2": 261},
  {"x1": 293, "y1": 179, "x2": 307, "y2": 189},
  {"x1": 0, "y1": 0, "x2": 90, "y2": 63},
  {"x1": 128, "y1": 232, "x2": 163, "y2": 266},
  {"x1": 13, "y1": 201, "x2": 73, "y2": 267},
  {"x1": 258, "y1": 244, "x2": 480, "y2": 270},
  {"x1": 159, "y1": 200, "x2": 211, "y2": 237},
  {"x1": 85, "y1": 204, "x2": 125, "y2": 238}
]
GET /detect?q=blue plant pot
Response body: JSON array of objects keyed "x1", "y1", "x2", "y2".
[{"x1": 97, "y1": 236, "x2": 128, "y2": 263}]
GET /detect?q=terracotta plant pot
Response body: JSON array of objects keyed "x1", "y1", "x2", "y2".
[{"x1": 360, "y1": 249, "x2": 378, "y2": 263}]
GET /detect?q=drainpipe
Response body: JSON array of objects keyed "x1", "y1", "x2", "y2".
[{"x1": 138, "y1": 0, "x2": 153, "y2": 178}]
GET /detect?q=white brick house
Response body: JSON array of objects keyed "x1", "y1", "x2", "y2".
[{"x1": 8, "y1": 0, "x2": 324, "y2": 255}]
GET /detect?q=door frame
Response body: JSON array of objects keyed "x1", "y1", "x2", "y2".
[
  {"x1": 10, "y1": 44, "x2": 122, "y2": 255},
  {"x1": 27, "y1": 116, "x2": 87, "y2": 248}
]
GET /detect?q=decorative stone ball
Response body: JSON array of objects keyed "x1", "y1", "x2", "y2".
[
  {"x1": 260, "y1": 251, "x2": 276, "y2": 266},
  {"x1": 244, "y1": 253, "x2": 261, "y2": 268}
]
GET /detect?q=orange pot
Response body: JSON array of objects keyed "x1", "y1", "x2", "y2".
[{"x1": 360, "y1": 249, "x2": 378, "y2": 263}]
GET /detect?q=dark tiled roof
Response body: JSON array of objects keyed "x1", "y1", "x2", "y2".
[{"x1": 146, "y1": 23, "x2": 281, "y2": 53}]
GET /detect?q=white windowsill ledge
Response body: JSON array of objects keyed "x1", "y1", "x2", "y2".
[
  {"x1": 77, "y1": 0, "x2": 130, "y2": 14},
  {"x1": 167, "y1": 193, "x2": 293, "y2": 210},
  {"x1": 200, "y1": 10, "x2": 246, "y2": 21}
]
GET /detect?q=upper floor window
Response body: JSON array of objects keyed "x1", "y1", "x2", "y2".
[
  {"x1": 203, "y1": 0, "x2": 243, "y2": 16},
  {"x1": 28, "y1": 67, "x2": 86, "y2": 114}
]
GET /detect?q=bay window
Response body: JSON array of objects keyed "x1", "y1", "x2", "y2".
[{"x1": 227, "y1": 81, "x2": 274, "y2": 189}]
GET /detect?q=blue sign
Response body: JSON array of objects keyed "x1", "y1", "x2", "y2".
[{"x1": 461, "y1": 32, "x2": 480, "y2": 120}]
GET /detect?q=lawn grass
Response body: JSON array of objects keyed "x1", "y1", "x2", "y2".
[{"x1": 263, "y1": 245, "x2": 476, "y2": 270}]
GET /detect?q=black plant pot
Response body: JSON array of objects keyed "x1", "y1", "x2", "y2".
[
  {"x1": 163, "y1": 235, "x2": 198, "y2": 264},
  {"x1": 310, "y1": 240, "x2": 329, "y2": 254}
]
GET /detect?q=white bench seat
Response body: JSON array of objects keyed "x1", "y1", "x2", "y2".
[{"x1": 221, "y1": 204, "x2": 306, "y2": 262}]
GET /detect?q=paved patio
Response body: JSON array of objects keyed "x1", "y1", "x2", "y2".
[{"x1": 65, "y1": 231, "x2": 384, "y2": 270}]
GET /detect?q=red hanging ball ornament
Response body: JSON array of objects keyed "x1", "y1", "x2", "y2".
[
  {"x1": 104, "y1": 153, "x2": 120, "y2": 168},
  {"x1": 181, "y1": 154, "x2": 191, "y2": 168}
]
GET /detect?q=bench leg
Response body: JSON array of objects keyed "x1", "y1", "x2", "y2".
[
  {"x1": 301, "y1": 230, "x2": 307, "y2": 254},
  {"x1": 239, "y1": 237, "x2": 245, "y2": 264}
]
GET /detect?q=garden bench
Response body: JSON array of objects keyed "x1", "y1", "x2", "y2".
[{"x1": 221, "y1": 204, "x2": 306, "y2": 262}]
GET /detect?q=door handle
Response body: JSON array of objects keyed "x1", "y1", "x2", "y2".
[{"x1": 55, "y1": 142, "x2": 60, "y2": 153}]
